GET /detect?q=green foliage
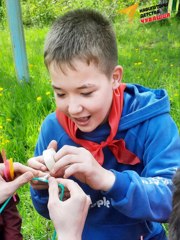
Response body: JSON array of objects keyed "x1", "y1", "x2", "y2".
[
  {"x1": 115, "y1": 18, "x2": 180, "y2": 127},
  {"x1": 0, "y1": 0, "x2": 119, "y2": 27},
  {"x1": 21, "y1": 0, "x2": 57, "y2": 27},
  {"x1": 20, "y1": 0, "x2": 121, "y2": 26},
  {"x1": 0, "y1": 0, "x2": 5, "y2": 27}
]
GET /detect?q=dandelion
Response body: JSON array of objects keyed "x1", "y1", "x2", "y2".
[
  {"x1": 0, "y1": 87, "x2": 3, "y2": 91},
  {"x1": 134, "y1": 62, "x2": 142, "y2": 66},
  {"x1": 6, "y1": 118, "x2": 12, "y2": 122},
  {"x1": 5, "y1": 139, "x2": 10, "y2": 144},
  {"x1": 45, "y1": 91, "x2": 51, "y2": 96},
  {"x1": 36, "y1": 96, "x2": 42, "y2": 101},
  {"x1": 0, "y1": 125, "x2": 3, "y2": 129}
]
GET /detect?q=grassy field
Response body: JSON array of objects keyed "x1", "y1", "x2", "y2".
[{"x1": 0, "y1": 13, "x2": 179, "y2": 240}]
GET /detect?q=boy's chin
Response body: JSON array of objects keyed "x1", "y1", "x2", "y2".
[{"x1": 77, "y1": 124, "x2": 98, "y2": 133}]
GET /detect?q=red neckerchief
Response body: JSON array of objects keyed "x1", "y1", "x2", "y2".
[{"x1": 56, "y1": 83, "x2": 140, "y2": 165}]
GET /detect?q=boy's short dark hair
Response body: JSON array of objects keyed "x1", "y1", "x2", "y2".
[
  {"x1": 169, "y1": 169, "x2": 180, "y2": 240},
  {"x1": 44, "y1": 9, "x2": 118, "y2": 77}
]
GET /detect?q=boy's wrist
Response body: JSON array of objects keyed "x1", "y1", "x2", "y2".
[{"x1": 100, "y1": 169, "x2": 115, "y2": 192}]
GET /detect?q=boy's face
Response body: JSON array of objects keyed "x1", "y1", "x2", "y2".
[{"x1": 49, "y1": 59, "x2": 122, "y2": 132}]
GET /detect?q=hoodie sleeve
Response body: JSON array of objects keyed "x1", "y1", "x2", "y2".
[{"x1": 102, "y1": 113, "x2": 180, "y2": 222}]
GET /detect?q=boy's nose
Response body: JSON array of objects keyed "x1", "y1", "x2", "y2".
[{"x1": 68, "y1": 102, "x2": 83, "y2": 115}]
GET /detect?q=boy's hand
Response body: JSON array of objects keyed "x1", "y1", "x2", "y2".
[
  {"x1": 28, "y1": 140, "x2": 58, "y2": 172},
  {"x1": 27, "y1": 140, "x2": 58, "y2": 190},
  {"x1": 51, "y1": 145, "x2": 115, "y2": 191},
  {"x1": 48, "y1": 177, "x2": 91, "y2": 240},
  {"x1": 28, "y1": 155, "x2": 49, "y2": 190},
  {"x1": 28, "y1": 155, "x2": 48, "y2": 172},
  {"x1": 0, "y1": 163, "x2": 39, "y2": 204}
]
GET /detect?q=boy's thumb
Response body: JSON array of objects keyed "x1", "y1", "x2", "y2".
[{"x1": 47, "y1": 140, "x2": 58, "y2": 151}]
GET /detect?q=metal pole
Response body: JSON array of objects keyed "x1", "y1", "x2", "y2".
[{"x1": 5, "y1": 0, "x2": 29, "y2": 82}]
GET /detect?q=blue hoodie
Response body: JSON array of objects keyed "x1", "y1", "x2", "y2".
[{"x1": 30, "y1": 84, "x2": 180, "y2": 240}]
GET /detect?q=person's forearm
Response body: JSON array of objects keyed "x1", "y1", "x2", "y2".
[{"x1": 56, "y1": 227, "x2": 82, "y2": 240}]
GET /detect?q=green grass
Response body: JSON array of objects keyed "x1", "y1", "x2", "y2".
[{"x1": 0, "y1": 14, "x2": 179, "y2": 239}]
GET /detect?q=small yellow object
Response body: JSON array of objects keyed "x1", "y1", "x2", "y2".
[{"x1": 9, "y1": 158, "x2": 15, "y2": 180}]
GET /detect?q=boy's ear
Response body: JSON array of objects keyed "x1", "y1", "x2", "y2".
[{"x1": 112, "y1": 65, "x2": 123, "y2": 89}]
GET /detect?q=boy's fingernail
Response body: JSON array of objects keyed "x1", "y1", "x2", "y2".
[{"x1": 41, "y1": 166, "x2": 46, "y2": 171}]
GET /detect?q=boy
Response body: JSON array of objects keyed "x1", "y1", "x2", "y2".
[
  {"x1": 169, "y1": 169, "x2": 180, "y2": 240},
  {"x1": 28, "y1": 9, "x2": 180, "y2": 240}
]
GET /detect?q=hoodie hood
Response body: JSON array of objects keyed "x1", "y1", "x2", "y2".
[{"x1": 120, "y1": 84, "x2": 170, "y2": 130}]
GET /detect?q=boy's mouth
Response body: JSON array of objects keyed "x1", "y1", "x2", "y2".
[{"x1": 73, "y1": 116, "x2": 91, "y2": 126}]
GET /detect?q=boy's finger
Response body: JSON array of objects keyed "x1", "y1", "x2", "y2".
[
  {"x1": 54, "y1": 145, "x2": 79, "y2": 162},
  {"x1": 27, "y1": 157, "x2": 47, "y2": 171}
]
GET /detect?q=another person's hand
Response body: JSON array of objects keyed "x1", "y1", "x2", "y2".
[
  {"x1": 51, "y1": 145, "x2": 115, "y2": 191},
  {"x1": 0, "y1": 162, "x2": 38, "y2": 204},
  {"x1": 48, "y1": 177, "x2": 91, "y2": 240}
]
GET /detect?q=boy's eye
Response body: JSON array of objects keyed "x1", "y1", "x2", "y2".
[
  {"x1": 81, "y1": 92, "x2": 93, "y2": 96},
  {"x1": 56, "y1": 93, "x2": 65, "y2": 98}
]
